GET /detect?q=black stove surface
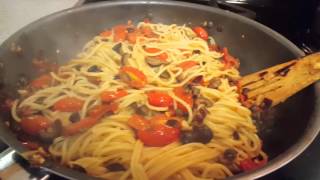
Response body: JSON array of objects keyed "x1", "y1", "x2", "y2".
[{"x1": 1, "y1": 0, "x2": 320, "y2": 179}]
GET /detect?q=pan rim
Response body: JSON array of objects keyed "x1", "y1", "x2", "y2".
[{"x1": 1, "y1": 1, "x2": 319, "y2": 180}]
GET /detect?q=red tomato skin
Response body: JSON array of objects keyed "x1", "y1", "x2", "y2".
[
  {"x1": 147, "y1": 91, "x2": 173, "y2": 108},
  {"x1": 137, "y1": 125, "x2": 180, "y2": 147},
  {"x1": 193, "y1": 26, "x2": 209, "y2": 40},
  {"x1": 20, "y1": 115, "x2": 51, "y2": 135},
  {"x1": 53, "y1": 97, "x2": 84, "y2": 112}
]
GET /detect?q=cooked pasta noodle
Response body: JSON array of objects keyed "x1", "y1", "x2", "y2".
[{"x1": 12, "y1": 22, "x2": 267, "y2": 180}]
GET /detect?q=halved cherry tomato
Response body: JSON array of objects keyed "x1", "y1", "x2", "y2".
[
  {"x1": 20, "y1": 115, "x2": 51, "y2": 135},
  {"x1": 31, "y1": 74, "x2": 52, "y2": 89},
  {"x1": 173, "y1": 87, "x2": 193, "y2": 113},
  {"x1": 137, "y1": 125, "x2": 180, "y2": 147},
  {"x1": 222, "y1": 48, "x2": 240, "y2": 69},
  {"x1": 127, "y1": 31, "x2": 138, "y2": 44},
  {"x1": 127, "y1": 115, "x2": 150, "y2": 131},
  {"x1": 100, "y1": 89, "x2": 128, "y2": 102},
  {"x1": 100, "y1": 30, "x2": 112, "y2": 37},
  {"x1": 120, "y1": 66, "x2": 147, "y2": 89},
  {"x1": 140, "y1": 26, "x2": 154, "y2": 37},
  {"x1": 178, "y1": 61, "x2": 198, "y2": 70},
  {"x1": 63, "y1": 117, "x2": 98, "y2": 136},
  {"x1": 113, "y1": 25, "x2": 128, "y2": 42},
  {"x1": 53, "y1": 97, "x2": 84, "y2": 112},
  {"x1": 147, "y1": 91, "x2": 173, "y2": 108},
  {"x1": 240, "y1": 158, "x2": 267, "y2": 171},
  {"x1": 145, "y1": 48, "x2": 168, "y2": 61},
  {"x1": 88, "y1": 103, "x2": 118, "y2": 119},
  {"x1": 193, "y1": 26, "x2": 209, "y2": 40}
]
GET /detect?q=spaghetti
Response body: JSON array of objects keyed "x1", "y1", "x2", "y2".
[{"x1": 12, "y1": 22, "x2": 267, "y2": 179}]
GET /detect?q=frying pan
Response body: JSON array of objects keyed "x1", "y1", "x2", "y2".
[{"x1": 0, "y1": 1, "x2": 320, "y2": 179}]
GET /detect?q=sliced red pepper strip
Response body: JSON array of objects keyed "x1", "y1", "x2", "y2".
[{"x1": 145, "y1": 48, "x2": 168, "y2": 61}]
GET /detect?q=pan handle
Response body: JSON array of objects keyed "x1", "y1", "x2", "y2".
[{"x1": 0, "y1": 147, "x2": 50, "y2": 180}]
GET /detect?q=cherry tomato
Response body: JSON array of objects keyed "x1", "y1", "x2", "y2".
[
  {"x1": 63, "y1": 117, "x2": 98, "y2": 136},
  {"x1": 120, "y1": 66, "x2": 147, "y2": 89},
  {"x1": 88, "y1": 103, "x2": 118, "y2": 119},
  {"x1": 113, "y1": 25, "x2": 128, "y2": 42},
  {"x1": 173, "y1": 87, "x2": 193, "y2": 113},
  {"x1": 20, "y1": 115, "x2": 51, "y2": 135},
  {"x1": 127, "y1": 115, "x2": 150, "y2": 131},
  {"x1": 31, "y1": 74, "x2": 52, "y2": 89},
  {"x1": 240, "y1": 158, "x2": 267, "y2": 171},
  {"x1": 100, "y1": 89, "x2": 128, "y2": 102},
  {"x1": 137, "y1": 125, "x2": 180, "y2": 147},
  {"x1": 140, "y1": 26, "x2": 154, "y2": 37},
  {"x1": 147, "y1": 91, "x2": 173, "y2": 108},
  {"x1": 178, "y1": 61, "x2": 198, "y2": 70},
  {"x1": 193, "y1": 26, "x2": 209, "y2": 40},
  {"x1": 53, "y1": 97, "x2": 84, "y2": 112},
  {"x1": 145, "y1": 48, "x2": 168, "y2": 61},
  {"x1": 150, "y1": 114, "x2": 182, "y2": 129},
  {"x1": 222, "y1": 48, "x2": 240, "y2": 69}
]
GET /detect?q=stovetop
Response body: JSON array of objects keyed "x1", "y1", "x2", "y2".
[{"x1": 1, "y1": 0, "x2": 320, "y2": 179}]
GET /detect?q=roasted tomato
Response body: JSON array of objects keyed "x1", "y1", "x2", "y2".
[
  {"x1": 193, "y1": 26, "x2": 209, "y2": 40},
  {"x1": 127, "y1": 115, "x2": 150, "y2": 131},
  {"x1": 119, "y1": 66, "x2": 147, "y2": 89},
  {"x1": 20, "y1": 115, "x2": 51, "y2": 135},
  {"x1": 100, "y1": 89, "x2": 128, "y2": 102},
  {"x1": 53, "y1": 97, "x2": 84, "y2": 112},
  {"x1": 31, "y1": 74, "x2": 52, "y2": 89},
  {"x1": 147, "y1": 91, "x2": 173, "y2": 108},
  {"x1": 173, "y1": 87, "x2": 193, "y2": 113},
  {"x1": 137, "y1": 125, "x2": 180, "y2": 147}
]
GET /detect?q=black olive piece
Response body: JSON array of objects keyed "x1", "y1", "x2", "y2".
[
  {"x1": 73, "y1": 164, "x2": 86, "y2": 173},
  {"x1": 166, "y1": 119, "x2": 179, "y2": 128},
  {"x1": 135, "y1": 105, "x2": 149, "y2": 116},
  {"x1": 70, "y1": 112, "x2": 81, "y2": 123},
  {"x1": 121, "y1": 53, "x2": 130, "y2": 66},
  {"x1": 112, "y1": 43, "x2": 122, "y2": 54},
  {"x1": 180, "y1": 131, "x2": 195, "y2": 144},
  {"x1": 192, "y1": 50, "x2": 201, "y2": 54},
  {"x1": 9, "y1": 119, "x2": 21, "y2": 133},
  {"x1": 114, "y1": 74, "x2": 120, "y2": 80},
  {"x1": 146, "y1": 57, "x2": 166, "y2": 67},
  {"x1": 208, "y1": 78, "x2": 221, "y2": 89},
  {"x1": 160, "y1": 71, "x2": 170, "y2": 79},
  {"x1": 232, "y1": 131, "x2": 240, "y2": 140},
  {"x1": 88, "y1": 65, "x2": 102, "y2": 72},
  {"x1": 127, "y1": 27, "x2": 135, "y2": 33},
  {"x1": 192, "y1": 124, "x2": 213, "y2": 144},
  {"x1": 227, "y1": 77, "x2": 238, "y2": 87},
  {"x1": 16, "y1": 74, "x2": 29, "y2": 88},
  {"x1": 106, "y1": 163, "x2": 126, "y2": 172},
  {"x1": 223, "y1": 148, "x2": 238, "y2": 162},
  {"x1": 38, "y1": 120, "x2": 62, "y2": 143},
  {"x1": 74, "y1": 65, "x2": 82, "y2": 71},
  {"x1": 195, "y1": 97, "x2": 213, "y2": 107},
  {"x1": 192, "y1": 107, "x2": 208, "y2": 123},
  {"x1": 190, "y1": 76, "x2": 203, "y2": 85},
  {"x1": 260, "y1": 98, "x2": 272, "y2": 110}
]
